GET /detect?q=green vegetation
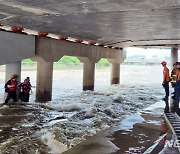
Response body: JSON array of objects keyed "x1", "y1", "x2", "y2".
[
  {"x1": 23, "y1": 59, "x2": 34, "y2": 62},
  {"x1": 22, "y1": 57, "x2": 110, "y2": 68},
  {"x1": 22, "y1": 59, "x2": 36, "y2": 66},
  {"x1": 59, "y1": 56, "x2": 81, "y2": 65},
  {"x1": 96, "y1": 58, "x2": 110, "y2": 67}
]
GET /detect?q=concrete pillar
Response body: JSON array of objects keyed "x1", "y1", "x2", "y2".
[
  {"x1": 111, "y1": 63, "x2": 120, "y2": 84},
  {"x1": 5, "y1": 61, "x2": 21, "y2": 83},
  {"x1": 36, "y1": 61, "x2": 53, "y2": 102},
  {"x1": 83, "y1": 61, "x2": 95, "y2": 91},
  {"x1": 171, "y1": 47, "x2": 178, "y2": 70}
]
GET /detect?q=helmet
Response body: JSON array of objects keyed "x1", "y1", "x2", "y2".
[
  {"x1": 161, "y1": 61, "x2": 167, "y2": 65},
  {"x1": 11, "y1": 74, "x2": 17, "y2": 79},
  {"x1": 176, "y1": 62, "x2": 180, "y2": 65}
]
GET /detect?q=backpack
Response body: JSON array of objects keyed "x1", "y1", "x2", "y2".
[
  {"x1": 4, "y1": 83, "x2": 8, "y2": 93},
  {"x1": 4, "y1": 80, "x2": 10, "y2": 93}
]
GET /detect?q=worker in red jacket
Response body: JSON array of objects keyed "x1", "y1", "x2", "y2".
[
  {"x1": 4, "y1": 74, "x2": 18, "y2": 104},
  {"x1": 18, "y1": 79, "x2": 31, "y2": 102}
]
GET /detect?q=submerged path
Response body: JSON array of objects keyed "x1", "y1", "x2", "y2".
[
  {"x1": 0, "y1": 97, "x2": 178, "y2": 153},
  {"x1": 63, "y1": 101, "x2": 179, "y2": 154}
]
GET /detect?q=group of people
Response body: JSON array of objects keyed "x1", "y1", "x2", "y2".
[
  {"x1": 161, "y1": 61, "x2": 180, "y2": 113},
  {"x1": 4, "y1": 75, "x2": 32, "y2": 104}
]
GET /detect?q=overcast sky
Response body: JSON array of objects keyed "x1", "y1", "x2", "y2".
[{"x1": 125, "y1": 47, "x2": 180, "y2": 59}]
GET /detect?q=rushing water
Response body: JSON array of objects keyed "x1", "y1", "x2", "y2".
[{"x1": 0, "y1": 65, "x2": 175, "y2": 153}]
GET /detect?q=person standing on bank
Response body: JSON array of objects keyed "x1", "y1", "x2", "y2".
[
  {"x1": 174, "y1": 62, "x2": 180, "y2": 114},
  {"x1": 4, "y1": 74, "x2": 18, "y2": 104},
  {"x1": 161, "y1": 61, "x2": 171, "y2": 101},
  {"x1": 171, "y1": 63, "x2": 177, "y2": 88}
]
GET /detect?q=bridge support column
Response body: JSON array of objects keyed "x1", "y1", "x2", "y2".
[
  {"x1": 110, "y1": 63, "x2": 120, "y2": 84},
  {"x1": 5, "y1": 61, "x2": 21, "y2": 83},
  {"x1": 171, "y1": 46, "x2": 178, "y2": 70},
  {"x1": 83, "y1": 61, "x2": 95, "y2": 91},
  {"x1": 36, "y1": 61, "x2": 53, "y2": 102}
]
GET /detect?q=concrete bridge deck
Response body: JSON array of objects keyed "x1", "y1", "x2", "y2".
[
  {"x1": 0, "y1": 1, "x2": 179, "y2": 101},
  {"x1": 0, "y1": 0, "x2": 180, "y2": 48}
]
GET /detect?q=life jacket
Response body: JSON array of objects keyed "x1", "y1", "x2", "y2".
[
  {"x1": 176, "y1": 69, "x2": 180, "y2": 81},
  {"x1": 8, "y1": 80, "x2": 17, "y2": 92},
  {"x1": 19, "y1": 83, "x2": 30, "y2": 93},
  {"x1": 163, "y1": 67, "x2": 171, "y2": 82}
]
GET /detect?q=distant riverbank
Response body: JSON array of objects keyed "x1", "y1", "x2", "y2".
[
  {"x1": 0, "y1": 57, "x2": 111, "y2": 71},
  {"x1": 23, "y1": 57, "x2": 110, "y2": 68}
]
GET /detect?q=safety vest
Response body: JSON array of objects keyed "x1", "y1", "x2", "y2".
[
  {"x1": 171, "y1": 69, "x2": 177, "y2": 83},
  {"x1": 19, "y1": 83, "x2": 30, "y2": 93},
  {"x1": 8, "y1": 80, "x2": 17, "y2": 92}
]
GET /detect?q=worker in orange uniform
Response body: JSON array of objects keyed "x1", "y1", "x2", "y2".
[
  {"x1": 4, "y1": 74, "x2": 18, "y2": 104},
  {"x1": 174, "y1": 62, "x2": 180, "y2": 114},
  {"x1": 161, "y1": 61, "x2": 171, "y2": 101}
]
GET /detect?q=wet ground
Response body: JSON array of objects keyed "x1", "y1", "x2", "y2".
[
  {"x1": 0, "y1": 103, "x2": 57, "y2": 153},
  {"x1": 62, "y1": 101, "x2": 161, "y2": 154},
  {"x1": 1, "y1": 100, "x2": 179, "y2": 154},
  {"x1": 63, "y1": 101, "x2": 179, "y2": 154},
  {"x1": 0, "y1": 65, "x2": 178, "y2": 153}
]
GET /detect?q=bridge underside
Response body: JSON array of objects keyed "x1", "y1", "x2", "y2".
[
  {"x1": 0, "y1": 0, "x2": 180, "y2": 102},
  {"x1": 0, "y1": 0, "x2": 179, "y2": 47}
]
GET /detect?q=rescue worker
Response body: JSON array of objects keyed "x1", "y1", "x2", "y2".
[
  {"x1": 161, "y1": 61, "x2": 171, "y2": 101},
  {"x1": 4, "y1": 74, "x2": 18, "y2": 104},
  {"x1": 171, "y1": 63, "x2": 177, "y2": 88},
  {"x1": 26, "y1": 77, "x2": 32, "y2": 102},
  {"x1": 18, "y1": 79, "x2": 31, "y2": 102},
  {"x1": 174, "y1": 62, "x2": 180, "y2": 114}
]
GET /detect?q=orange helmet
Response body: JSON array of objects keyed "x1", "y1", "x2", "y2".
[
  {"x1": 11, "y1": 74, "x2": 17, "y2": 79},
  {"x1": 161, "y1": 61, "x2": 167, "y2": 66}
]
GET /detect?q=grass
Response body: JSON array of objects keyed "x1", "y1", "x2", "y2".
[{"x1": 22, "y1": 57, "x2": 110, "y2": 67}]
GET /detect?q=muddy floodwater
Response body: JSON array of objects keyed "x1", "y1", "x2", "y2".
[{"x1": 0, "y1": 65, "x2": 177, "y2": 153}]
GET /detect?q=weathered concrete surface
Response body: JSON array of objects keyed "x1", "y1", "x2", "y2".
[
  {"x1": 36, "y1": 61, "x2": 53, "y2": 102},
  {"x1": 110, "y1": 63, "x2": 120, "y2": 85},
  {"x1": 0, "y1": 0, "x2": 179, "y2": 47},
  {"x1": 171, "y1": 47, "x2": 178, "y2": 70},
  {"x1": 5, "y1": 61, "x2": 21, "y2": 83},
  {"x1": 82, "y1": 61, "x2": 95, "y2": 91},
  {"x1": 35, "y1": 37, "x2": 126, "y2": 62},
  {"x1": 0, "y1": 31, "x2": 35, "y2": 65}
]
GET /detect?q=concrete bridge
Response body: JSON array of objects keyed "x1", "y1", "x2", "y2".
[
  {"x1": 0, "y1": 26, "x2": 126, "y2": 102},
  {"x1": 0, "y1": 0, "x2": 180, "y2": 102}
]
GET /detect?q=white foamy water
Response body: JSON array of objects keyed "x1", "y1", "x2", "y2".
[
  {"x1": 0, "y1": 65, "x2": 169, "y2": 153},
  {"x1": 41, "y1": 132, "x2": 68, "y2": 154},
  {"x1": 119, "y1": 113, "x2": 145, "y2": 130}
]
